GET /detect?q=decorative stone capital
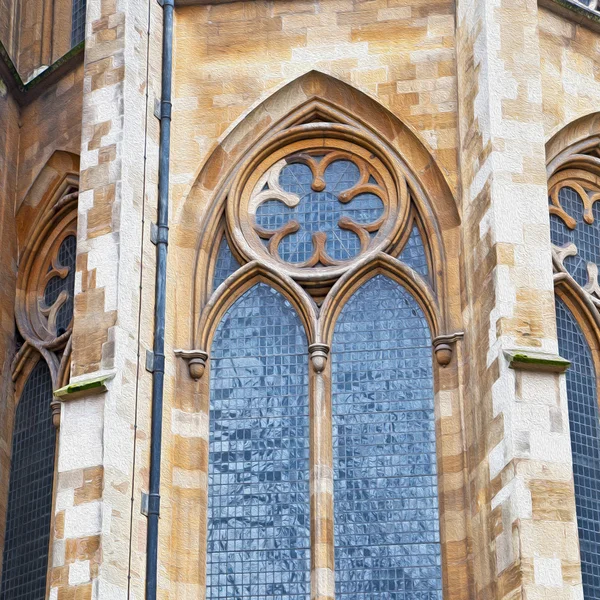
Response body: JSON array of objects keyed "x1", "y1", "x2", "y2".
[
  {"x1": 175, "y1": 349, "x2": 209, "y2": 380},
  {"x1": 308, "y1": 343, "x2": 330, "y2": 373},
  {"x1": 432, "y1": 332, "x2": 464, "y2": 367}
]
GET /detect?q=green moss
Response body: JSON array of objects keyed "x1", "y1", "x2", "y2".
[
  {"x1": 54, "y1": 373, "x2": 113, "y2": 399},
  {"x1": 511, "y1": 353, "x2": 570, "y2": 367},
  {"x1": 550, "y1": 0, "x2": 600, "y2": 23},
  {"x1": 0, "y1": 39, "x2": 84, "y2": 98}
]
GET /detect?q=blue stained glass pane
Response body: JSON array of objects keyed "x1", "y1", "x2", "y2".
[
  {"x1": 213, "y1": 236, "x2": 240, "y2": 290},
  {"x1": 255, "y1": 160, "x2": 383, "y2": 264},
  {"x1": 207, "y1": 283, "x2": 310, "y2": 600},
  {"x1": 0, "y1": 361, "x2": 55, "y2": 600},
  {"x1": 399, "y1": 225, "x2": 429, "y2": 279},
  {"x1": 332, "y1": 275, "x2": 442, "y2": 600},
  {"x1": 555, "y1": 297, "x2": 600, "y2": 598},
  {"x1": 549, "y1": 187, "x2": 600, "y2": 288}
]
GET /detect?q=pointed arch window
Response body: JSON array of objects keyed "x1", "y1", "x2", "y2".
[
  {"x1": 549, "y1": 147, "x2": 600, "y2": 598},
  {"x1": 332, "y1": 275, "x2": 441, "y2": 599},
  {"x1": 1, "y1": 187, "x2": 78, "y2": 599},
  {"x1": 182, "y1": 107, "x2": 464, "y2": 600},
  {"x1": 0, "y1": 362, "x2": 55, "y2": 600},
  {"x1": 207, "y1": 284, "x2": 310, "y2": 598}
]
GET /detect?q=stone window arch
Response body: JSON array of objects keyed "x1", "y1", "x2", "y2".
[
  {"x1": 549, "y1": 140, "x2": 600, "y2": 598},
  {"x1": 0, "y1": 178, "x2": 78, "y2": 600},
  {"x1": 173, "y1": 74, "x2": 467, "y2": 600}
]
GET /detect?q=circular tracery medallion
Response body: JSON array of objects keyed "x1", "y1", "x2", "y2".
[{"x1": 228, "y1": 128, "x2": 408, "y2": 283}]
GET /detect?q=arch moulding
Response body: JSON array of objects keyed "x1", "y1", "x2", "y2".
[{"x1": 172, "y1": 71, "x2": 462, "y2": 357}]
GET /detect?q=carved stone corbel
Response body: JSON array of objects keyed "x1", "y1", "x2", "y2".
[
  {"x1": 175, "y1": 349, "x2": 209, "y2": 380},
  {"x1": 308, "y1": 343, "x2": 330, "y2": 373},
  {"x1": 50, "y1": 399, "x2": 61, "y2": 428},
  {"x1": 433, "y1": 332, "x2": 464, "y2": 367}
]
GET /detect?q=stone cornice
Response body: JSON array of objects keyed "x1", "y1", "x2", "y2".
[
  {"x1": 0, "y1": 39, "x2": 84, "y2": 107},
  {"x1": 539, "y1": 0, "x2": 600, "y2": 32},
  {"x1": 504, "y1": 349, "x2": 571, "y2": 374}
]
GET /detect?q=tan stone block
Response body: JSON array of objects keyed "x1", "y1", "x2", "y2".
[
  {"x1": 74, "y1": 467, "x2": 104, "y2": 505},
  {"x1": 530, "y1": 479, "x2": 575, "y2": 522}
]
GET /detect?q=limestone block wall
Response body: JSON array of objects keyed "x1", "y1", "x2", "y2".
[
  {"x1": 170, "y1": 0, "x2": 460, "y2": 211},
  {"x1": 456, "y1": 1, "x2": 584, "y2": 599},
  {"x1": 2, "y1": 0, "x2": 600, "y2": 598},
  {"x1": 50, "y1": 0, "x2": 163, "y2": 593},
  {"x1": 0, "y1": 0, "x2": 82, "y2": 81},
  {"x1": 17, "y1": 65, "x2": 84, "y2": 209},
  {"x1": 0, "y1": 0, "x2": 17, "y2": 59},
  {"x1": 539, "y1": 6, "x2": 600, "y2": 140}
]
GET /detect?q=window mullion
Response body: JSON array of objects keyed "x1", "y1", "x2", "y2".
[{"x1": 309, "y1": 343, "x2": 334, "y2": 600}]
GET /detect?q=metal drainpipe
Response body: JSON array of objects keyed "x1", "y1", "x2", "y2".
[{"x1": 145, "y1": 0, "x2": 173, "y2": 595}]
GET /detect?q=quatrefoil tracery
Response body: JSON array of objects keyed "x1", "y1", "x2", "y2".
[{"x1": 252, "y1": 150, "x2": 386, "y2": 267}]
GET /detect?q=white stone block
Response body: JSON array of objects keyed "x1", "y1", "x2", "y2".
[
  {"x1": 534, "y1": 556, "x2": 563, "y2": 587},
  {"x1": 52, "y1": 540, "x2": 65, "y2": 567},
  {"x1": 56, "y1": 489, "x2": 75, "y2": 511},
  {"x1": 64, "y1": 501, "x2": 102, "y2": 539},
  {"x1": 59, "y1": 397, "x2": 104, "y2": 472},
  {"x1": 489, "y1": 441, "x2": 506, "y2": 480},
  {"x1": 69, "y1": 560, "x2": 91, "y2": 586}
]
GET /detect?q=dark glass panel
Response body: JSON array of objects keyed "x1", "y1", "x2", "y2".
[
  {"x1": 71, "y1": 0, "x2": 87, "y2": 45},
  {"x1": 207, "y1": 283, "x2": 310, "y2": 600},
  {"x1": 44, "y1": 235, "x2": 76, "y2": 335},
  {"x1": 399, "y1": 225, "x2": 429, "y2": 279},
  {"x1": 0, "y1": 361, "x2": 55, "y2": 600},
  {"x1": 332, "y1": 275, "x2": 442, "y2": 600},
  {"x1": 212, "y1": 236, "x2": 240, "y2": 291},
  {"x1": 555, "y1": 297, "x2": 600, "y2": 597}
]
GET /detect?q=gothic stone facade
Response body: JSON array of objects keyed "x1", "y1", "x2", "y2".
[{"x1": 1, "y1": 0, "x2": 600, "y2": 598}]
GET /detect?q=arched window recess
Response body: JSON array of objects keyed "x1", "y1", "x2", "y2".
[
  {"x1": 1, "y1": 165, "x2": 78, "y2": 600},
  {"x1": 174, "y1": 81, "x2": 466, "y2": 600},
  {"x1": 548, "y1": 133, "x2": 600, "y2": 599}
]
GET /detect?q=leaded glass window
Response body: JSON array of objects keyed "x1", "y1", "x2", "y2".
[
  {"x1": 212, "y1": 236, "x2": 240, "y2": 291},
  {"x1": 43, "y1": 235, "x2": 77, "y2": 336},
  {"x1": 71, "y1": 0, "x2": 86, "y2": 46},
  {"x1": 550, "y1": 186, "x2": 600, "y2": 290},
  {"x1": 399, "y1": 225, "x2": 429, "y2": 279},
  {"x1": 555, "y1": 298, "x2": 600, "y2": 597},
  {"x1": 0, "y1": 361, "x2": 55, "y2": 600},
  {"x1": 332, "y1": 275, "x2": 442, "y2": 600},
  {"x1": 207, "y1": 284, "x2": 310, "y2": 599},
  {"x1": 198, "y1": 124, "x2": 449, "y2": 599}
]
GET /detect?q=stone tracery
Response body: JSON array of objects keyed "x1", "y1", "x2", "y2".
[
  {"x1": 549, "y1": 148, "x2": 600, "y2": 303},
  {"x1": 252, "y1": 150, "x2": 385, "y2": 266}
]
